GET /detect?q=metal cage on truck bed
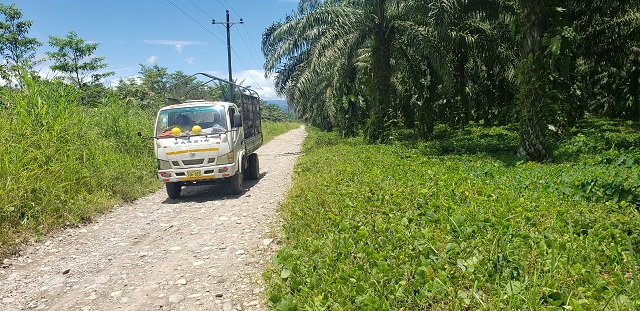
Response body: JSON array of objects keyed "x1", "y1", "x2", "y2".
[
  {"x1": 163, "y1": 72, "x2": 263, "y2": 154},
  {"x1": 240, "y1": 93, "x2": 263, "y2": 155}
]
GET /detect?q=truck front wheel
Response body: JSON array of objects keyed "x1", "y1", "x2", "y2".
[
  {"x1": 166, "y1": 182, "x2": 182, "y2": 199},
  {"x1": 247, "y1": 153, "x2": 259, "y2": 180},
  {"x1": 230, "y1": 170, "x2": 243, "y2": 194}
]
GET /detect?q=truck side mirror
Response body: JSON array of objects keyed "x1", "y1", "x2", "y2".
[{"x1": 232, "y1": 113, "x2": 242, "y2": 128}]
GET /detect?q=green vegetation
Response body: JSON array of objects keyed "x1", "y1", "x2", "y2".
[
  {"x1": 47, "y1": 30, "x2": 115, "y2": 90},
  {"x1": 262, "y1": 121, "x2": 301, "y2": 143},
  {"x1": 263, "y1": 0, "x2": 640, "y2": 161},
  {"x1": 0, "y1": 5, "x2": 298, "y2": 259},
  {"x1": 0, "y1": 75, "x2": 157, "y2": 258},
  {"x1": 2, "y1": 3, "x2": 638, "y2": 309},
  {"x1": 261, "y1": 102, "x2": 296, "y2": 123},
  {"x1": 266, "y1": 122, "x2": 640, "y2": 310}
]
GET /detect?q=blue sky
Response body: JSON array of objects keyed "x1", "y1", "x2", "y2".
[{"x1": 11, "y1": 0, "x2": 299, "y2": 99}]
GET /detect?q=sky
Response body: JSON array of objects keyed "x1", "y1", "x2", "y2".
[{"x1": 10, "y1": 0, "x2": 300, "y2": 99}]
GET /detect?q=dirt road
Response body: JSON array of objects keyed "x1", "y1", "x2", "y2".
[{"x1": 0, "y1": 126, "x2": 307, "y2": 311}]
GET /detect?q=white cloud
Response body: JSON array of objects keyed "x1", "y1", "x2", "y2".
[
  {"x1": 233, "y1": 69, "x2": 283, "y2": 100},
  {"x1": 185, "y1": 57, "x2": 195, "y2": 65},
  {"x1": 143, "y1": 40, "x2": 205, "y2": 53},
  {"x1": 203, "y1": 70, "x2": 224, "y2": 76},
  {"x1": 146, "y1": 55, "x2": 159, "y2": 64},
  {"x1": 33, "y1": 66, "x2": 58, "y2": 81}
]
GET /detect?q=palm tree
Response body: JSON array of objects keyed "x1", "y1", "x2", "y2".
[
  {"x1": 572, "y1": 0, "x2": 640, "y2": 120},
  {"x1": 428, "y1": 0, "x2": 501, "y2": 128},
  {"x1": 263, "y1": 0, "x2": 444, "y2": 142},
  {"x1": 515, "y1": 0, "x2": 640, "y2": 160},
  {"x1": 516, "y1": 0, "x2": 552, "y2": 161}
]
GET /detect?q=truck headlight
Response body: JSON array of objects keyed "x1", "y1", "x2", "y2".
[
  {"x1": 216, "y1": 152, "x2": 235, "y2": 165},
  {"x1": 158, "y1": 160, "x2": 172, "y2": 170}
]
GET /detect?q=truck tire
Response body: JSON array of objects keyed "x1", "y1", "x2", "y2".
[
  {"x1": 247, "y1": 153, "x2": 259, "y2": 180},
  {"x1": 230, "y1": 170, "x2": 243, "y2": 194},
  {"x1": 166, "y1": 182, "x2": 182, "y2": 199}
]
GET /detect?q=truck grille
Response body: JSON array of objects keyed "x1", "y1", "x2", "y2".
[{"x1": 182, "y1": 159, "x2": 205, "y2": 166}]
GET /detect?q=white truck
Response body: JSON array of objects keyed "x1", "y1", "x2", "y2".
[{"x1": 147, "y1": 73, "x2": 263, "y2": 199}]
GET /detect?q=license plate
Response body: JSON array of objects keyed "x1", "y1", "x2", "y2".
[{"x1": 187, "y1": 170, "x2": 202, "y2": 178}]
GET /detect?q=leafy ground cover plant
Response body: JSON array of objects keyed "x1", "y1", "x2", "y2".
[{"x1": 266, "y1": 122, "x2": 639, "y2": 310}]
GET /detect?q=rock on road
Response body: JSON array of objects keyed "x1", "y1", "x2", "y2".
[{"x1": 0, "y1": 126, "x2": 307, "y2": 311}]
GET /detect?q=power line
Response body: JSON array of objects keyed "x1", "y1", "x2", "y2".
[
  {"x1": 214, "y1": 1, "x2": 266, "y2": 79},
  {"x1": 211, "y1": 9, "x2": 265, "y2": 92},
  {"x1": 185, "y1": 0, "x2": 212, "y2": 18},
  {"x1": 171, "y1": 1, "x2": 265, "y2": 93},
  {"x1": 241, "y1": 23, "x2": 265, "y2": 67},
  {"x1": 165, "y1": 0, "x2": 225, "y2": 44},
  {"x1": 221, "y1": 0, "x2": 241, "y2": 19},
  {"x1": 230, "y1": 46, "x2": 263, "y2": 90},
  {"x1": 185, "y1": 0, "x2": 226, "y2": 39},
  {"x1": 233, "y1": 24, "x2": 262, "y2": 70},
  {"x1": 213, "y1": 10, "x2": 244, "y2": 100},
  {"x1": 213, "y1": 0, "x2": 227, "y2": 10}
]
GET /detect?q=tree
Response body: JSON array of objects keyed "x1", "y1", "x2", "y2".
[
  {"x1": 264, "y1": 0, "x2": 443, "y2": 142},
  {"x1": 263, "y1": 0, "x2": 639, "y2": 159},
  {"x1": 515, "y1": 0, "x2": 640, "y2": 160},
  {"x1": 512, "y1": 0, "x2": 553, "y2": 161},
  {"x1": 114, "y1": 76, "x2": 144, "y2": 103},
  {"x1": 426, "y1": 0, "x2": 502, "y2": 127},
  {"x1": 47, "y1": 31, "x2": 114, "y2": 90},
  {"x1": 138, "y1": 64, "x2": 169, "y2": 102},
  {"x1": 570, "y1": 0, "x2": 640, "y2": 120},
  {"x1": 0, "y1": 3, "x2": 41, "y2": 81},
  {"x1": 114, "y1": 64, "x2": 172, "y2": 109}
]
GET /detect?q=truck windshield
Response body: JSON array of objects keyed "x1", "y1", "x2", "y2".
[{"x1": 156, "y1": 106, "x2": 226, "y2": 137}]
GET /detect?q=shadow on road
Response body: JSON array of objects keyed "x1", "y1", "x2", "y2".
[{"x1": 161, "y1": 171, "x2": 269, "y2": 204}]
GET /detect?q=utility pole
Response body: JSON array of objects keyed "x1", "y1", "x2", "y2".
[{"x1": 212, "y1": 10, "x2": 243, "y2": 102}]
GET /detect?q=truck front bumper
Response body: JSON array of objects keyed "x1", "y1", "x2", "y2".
[{"x1": 157, "y1": 163, "x2": 236, "y2": 183}]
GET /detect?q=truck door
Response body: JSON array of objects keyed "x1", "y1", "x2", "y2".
[{"x1": 227, "y1": 107, "x2": 243, "y2": 154}]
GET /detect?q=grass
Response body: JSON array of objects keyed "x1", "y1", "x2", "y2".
[
  {"x1": 0, "y1": 75, "x2": 299, "y2": 260},
  {"x1": 265, "y1": 120, "x2": 640, "y2": 310},
  {"x1": 0, "y1": 77, "x2": 159, "y2": 259},
  {"x1": 263, "y1": 121, "x2": 301, "y2": 143}
]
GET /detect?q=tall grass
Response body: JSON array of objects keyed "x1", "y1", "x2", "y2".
[
  {"x1": 0, "y1": 75, "x2": 158, "y2": 259},
  {"x1": 266, "y1": 121, "x2": 640, "y2": 310}
]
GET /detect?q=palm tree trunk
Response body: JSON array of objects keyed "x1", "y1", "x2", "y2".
[
  {"x1": 369, "y1": 42, "x2": 391, "y2": 143},
  {"x1": 368, "y1": 2, "x2": 393, "y2": 143},
  {"x1": 630, "y1": 57, "x2": 640, "y2": 120},
  {"x1": 518, "y1": 0, "x2": 551, "y2": 161},
  {"x1": 453, "y1": 48, "x2": 469, "y2": 128}
]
